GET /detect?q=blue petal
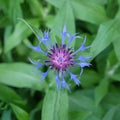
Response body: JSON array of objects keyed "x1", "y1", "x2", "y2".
[
  {"x1": 67, "y1": 33, "x2": 82, "y2": 46},
  {"x1": 61, "y1": 25, "x2": 67, "y2": 44},
  {"x1": 61, "y1": 77, "x2": 70, "y2": 90},
  {"x1": 41, "y1": 31, "x2": 49, "y2": 43},
  {"x1": 28, "y1": 58, "x2": 43, "y2": 68},
  {"x1": 77, "y1": 56, "x2": 91, "y2": 61},
  {"x1": 74, "y1": 36, "x2": 90, "y2": 54},
  {"x1": 78, "y1": 62, "x2": 91, "y2": 68},
  {"x1": 80, "y1": 68, "x2": 83, "y2": 76},
  {"x1": 55, "y1": 75, "x2": 61, "y2": 88},
  {"x1": 41, "y1": 70, "x2": 49, "y2": 81},
  {"x1": 30, "y1": 45, "x2": 47, "y2": 55},
  {"x1": 69, "y1": 72, "x2": 80, "y2": 86}
]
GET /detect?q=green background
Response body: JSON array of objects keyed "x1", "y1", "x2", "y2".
[{"x1": 0, "y1": 0, "x2": 120, "y2": 120}]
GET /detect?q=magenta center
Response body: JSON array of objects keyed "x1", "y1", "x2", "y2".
[{"x1": 47, "y1": 44, "x2": 74, "y2": 71}]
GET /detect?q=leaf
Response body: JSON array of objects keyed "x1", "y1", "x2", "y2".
[
  {"x1": 106, "y1": 0, "x2": 118, "y2": 18},
  {"x1": 102, "y1": 92, "x2": 120, "y2": 113},
  {"x1": 72, "y1": 0, "x2": 108, "y2": 25},
  {"x1": 42, "y1": 89, "x2": 68, "y2": 120},
  {"x1": 8, "y1": 0, "x2": 23, "y2": 24},
  {"x1": 47, "y1": 0, "x2": 108, "y2": 25},
  {"x1": 0, "y1": 16, "x2": 11, "y2": 28},
  {"x1": 69, "y1": 110, "x2": 91, "y2": 120},
  {"x1": 113, "y1": 39, "x2": 120, "y2": 62},
  {"x1": 95, "y1": 78, "x2": 109, "y2": 106},
  {"x1": 69, "y1": 90, "x2": 103, "y2": 119},
  {"x1": 10, "y1": 103, "x2": 29, "y2": 120},
  {"x1": 0, "y1": 84, "x2": 24, "y2": 106},
  {"x1": 1, "y1": 109, "x2": 11, "y2": 120},
  {"x1": 103, "y1": 106, "x2": 119, "y2": 120},
  {"x1": 27, "y1": 0, "x2": 43, "y2": 18},
  {"x1": 46, "y1": 0, "x2": 65, "y2": 8},
  {"x1": 4, "y1": 19, "x2": 39, "y2": 53},
  {"x1": 69, "y1": 91, "x2": 95, "y2": 111},
  {"x1": 0, "y1": 63, "x2": 47, "y2": 91},
  {"x1": 18, "y1": 18, "x2": 43, "y2": 40},
  {"x1": 81, "y1": 70, "x2": 100, "y2": 88},
  {"x1": 111, "y1": 74, "x2": 120, "y2": 82},
  {"x1": 78, "y1": 0, "x2": 107, "y2": 5},
  {"x1": 90, "y1": 19, "x2": 120, "y2": 58},
  {"x1": 53, "y1": 0, "x2": 75, "y2": 35}
]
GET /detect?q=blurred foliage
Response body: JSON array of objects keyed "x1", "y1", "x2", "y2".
[{"x1": 0, "y1": 0, "x2": 120, "y2": 120}]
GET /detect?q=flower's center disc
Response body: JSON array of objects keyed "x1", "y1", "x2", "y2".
[{"x1": 51, "y1": 49, "x2": 71, "y2": 70}]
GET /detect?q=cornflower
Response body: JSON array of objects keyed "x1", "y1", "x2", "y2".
[{"x1": 29, "y1": 25, "x2": 91, "y2": 90}]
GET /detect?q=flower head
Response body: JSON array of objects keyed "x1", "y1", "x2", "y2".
[{"x1": 29, "y1": 25, "x2": 91, "y2": 90}]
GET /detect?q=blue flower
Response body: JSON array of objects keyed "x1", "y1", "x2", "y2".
[{"x1": 29, "y1": 25, "x2": 91, "y2": 90}]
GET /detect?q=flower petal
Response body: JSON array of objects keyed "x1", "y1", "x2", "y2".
[
  {"x1": 77, "y1": 56, "x2": 91, "y2": 61},
  {"x1": 41, "y1": 70, "x2": 49, "y2": 81},
  {"x1": 55, "y1": 75, "x2": 61, "y2": 88},
  {"x1": 67, "y1": 33, "x2": 82, "y2": 46},
  {"x1": 30, "y1": 45, "x2": 47, "y2": 55},
  {"x1": 78, "y1": 62, "x2": 91, "y2": 68},
  {"x1": 69, "y1": 72, "x2": 80, "y2": 86},
  {"x1": 28, "y1": 58, "x2": 43, "y2": 68},
  {"x1": 41, "y1": 31, "x2": 51, "y2": 45},
  {"x1": 61, "y1": 25, "x2": 67, "y2": 44},
  {"x1": 61, "y1": 77, "x2": 70, "y2": 90},
  {"x1": 74, "y1": 36, "x2": 90, "y2": 54}
]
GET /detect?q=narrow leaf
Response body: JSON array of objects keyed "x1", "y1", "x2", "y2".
[
  {"x1": 103, "y1": 106, "x2": 119, "y2": 120},
  {"x1": 4, "y1": 19, "x2": 39, "y2": 53},
  {"x1": 95, "y1": 79, "x2": 109, "y2": 106},
  {"x1": 113, "y1": 39, "x2": 120, "y2": 62},
  {"x1": 0, "y1": 84, "x2": 24, "y2": 106},
  {"x1": 0, "y1": 63, "x2": 47, "y2": 91},
  {"x1": 10, "y1": 103, "x2": 29, "y2": 120},
  {"x1": 72, "y1": 0, "x2": 108, "y2": 25},
  {"x1": 91, "y1": 19, "x2": 120, "y2": 58},
  {"x1": 42, "y1": 89, "x2": 68, "y2": 120}
]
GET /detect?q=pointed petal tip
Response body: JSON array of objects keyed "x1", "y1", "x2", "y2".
[{"x1": 55, "y1": 75, "x2": 61, "y2": 89}]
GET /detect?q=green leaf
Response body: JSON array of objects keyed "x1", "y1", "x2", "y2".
[
  {"x1": 42, "y1": 89, "x2": 68, "y2": 120},
  {"x1": 85, "y1": 113, "x2": 101, "y2": 120},
  {"x1": 95, "y1": 79, "x2": 109, "y2": 106},
  {"x1": 72, "y1": 0, "x2": 108, "y2": 25},
  {"x1": 46, "y1": 0, "x2": 65, "y2": 8},
  {"x1": 10, "y1": 103, "x2": 29, "y2": 120},
  {"x1": 1, "y1": 109, "x2": 11, "y2": 120},
  {"x1": 53, "y1": 0, "x2": 75, "y2": 35},
  {"x1": 0, "y1": 63, "x2": 47, "y2": 91},
  {"x1": 78, "y1": 0, "x2": 107, "y2": 5},
  {"x1": 113, "y1": 39, "x2": 120, "y2": 62},
  {"x1": 0, "y1": 16, "x2": 11, "y2": 28},
  {"x1": 27, "y1": 0, "x2": 43, "y2": 18},
  {"x1": 103, "y1": 106, "x2": 120, "y2": 120},
  {"x1": 90, "y1": 19, "x2": 120, "y2": 58},
  {"x1": 81, "y1": 70, "x2": 100, "y2": 88},
  {"x1": 4, "y1": 19, "x2": 39, "y2": 53},
  {"x1": 0, "y1": 84, "x2": 24, "y2": 106},
  {"x1": 69, "y1": 91, "x2": 95, "y2": 111},
  {"x1": 18, "y1": 18, "x2": 43, "y2": 40},
  {"x1": 69, "y1": 90, "x2": 103, "y2": 119},
  {"x1": 8, "y1": 0, "x2": 23, "y2": 24},
  {"x1": 111, "y1": 74, "x2": 120, "y2": 82},
  {"x1": 69, "y1": 110, "x2": 91, "y2": 120},
  {"x1": 106, "y1": 0, "x2": 118, "y2": 18},
  {"x1": 47, "y1": 0, "x2": 108, "y2": 25}
]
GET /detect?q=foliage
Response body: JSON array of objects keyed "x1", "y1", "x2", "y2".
[{"x1": 0, "y1": 0, "x2": 120, "y2": 120}]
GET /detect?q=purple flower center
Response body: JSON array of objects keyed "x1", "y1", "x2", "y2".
[{"x1": 46, "y1": 44, "x2": 74, "y2": 71}]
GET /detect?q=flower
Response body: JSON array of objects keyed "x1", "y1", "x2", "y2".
[{"x1": 29, "y1": 25, "x2": 91, "y2": 90}]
